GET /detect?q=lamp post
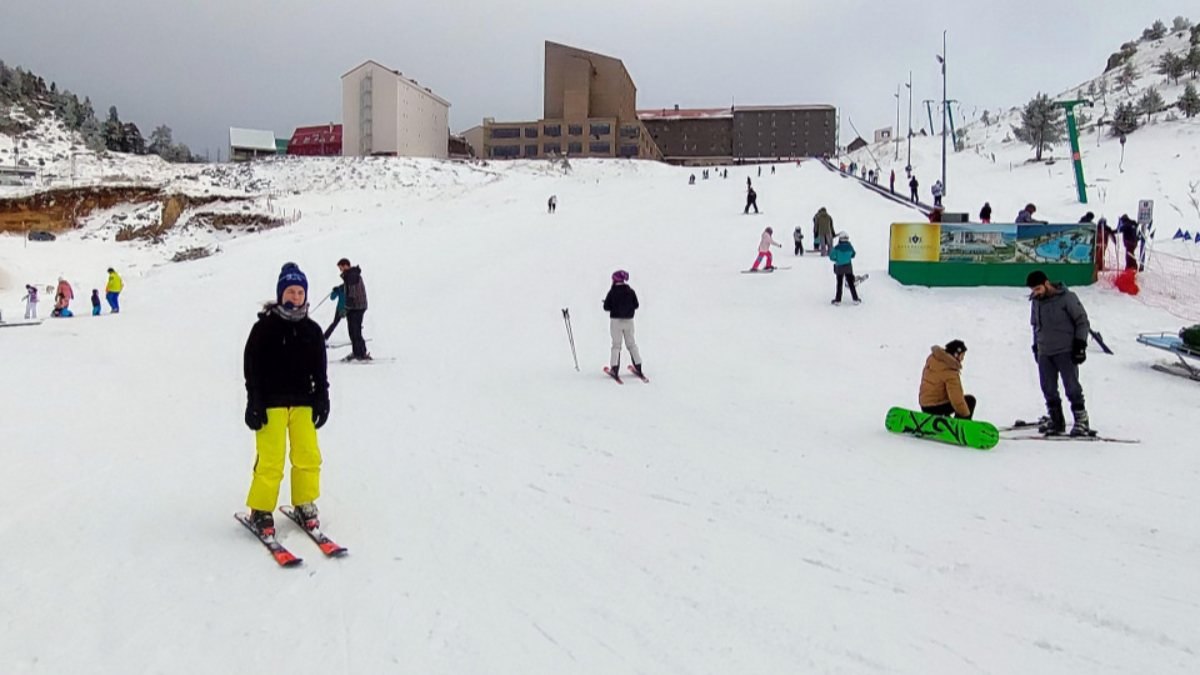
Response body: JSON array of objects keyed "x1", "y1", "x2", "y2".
[
  {"x1": 893, "y1": 86, "x2": 900, "y2": 161},
  {"x1": 905, "y1": 71, "x2": 913, "y2": 173},
  {"x1": 937, "y1": 30, "x2": 947, "y2": 195}
]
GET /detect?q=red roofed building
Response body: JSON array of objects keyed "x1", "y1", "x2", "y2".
[{"x1": 288, "y1": 124, "x2": 343, "y2": 156}]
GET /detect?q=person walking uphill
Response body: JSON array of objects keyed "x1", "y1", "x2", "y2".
[
  {"x1": 744, "y1": 186, "x2": 759, "y2": 214},
  {"x1": 829, "y1": 233, "x2": 860, "y2": 305},
  {"x1": 1026, "y1": 270, "x2": 1092, "y2": 436},
  {"x1": 919, "y1": 340, "x2": 976, "y2": 418},
  {"x1": 813, "y1": 207, "x2": 835, "y2": 256},
  {"x1": 242, "y1": 263, "x2": 330, "y2": 535},
  {"x1": 337, "y1": 258, "x2": 371, "y2": 361},
  {"x1": 603, "y1": 270, "x2": 645, "y2": 381},
  {"x1": 105, "y1": 268, "x2": 123, "y2": 313},
  {"x1": 324, "y1": 283, "x2": 347, "y2": 341},
  {"x1": 750, "y1": 227, "x2": 782, "y2": 271}
]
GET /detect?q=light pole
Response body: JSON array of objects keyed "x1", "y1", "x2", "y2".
[
  {"x1": 893, "y1": 85, "x2": 900, "y2": 161},
  {"x1": 905, "y1": 71, "x2": 913, "y2": 173},
  {"x1": 937, "y1": 30, "x2": 948, "y2": 195}
]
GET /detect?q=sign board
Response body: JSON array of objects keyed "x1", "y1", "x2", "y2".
[{"x1": 1138, "y1": 200, "x2": 1154, "y2": 225}]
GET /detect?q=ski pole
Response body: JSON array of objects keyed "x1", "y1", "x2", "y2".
[
  {"x1": 562, "y1": 308, "x2": 579, "y2": 371},
  {"x1": 312, "y1": 295, "x2": 329, "y2": 313}
]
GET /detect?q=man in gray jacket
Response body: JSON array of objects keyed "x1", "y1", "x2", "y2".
[{"x1": 1027, "y1": 270, "x2": 1092, "y2": 436}]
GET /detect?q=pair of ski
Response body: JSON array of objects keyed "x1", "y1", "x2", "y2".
[
  {"x1": 999, "y1": 419, "x2": 1137, "y2": 444},
  {"x1": 741, "y1": 266, "x2": 791, "y2": 273},
  {"x1": 603, "y1": 365, "x2": 649, "y2": 384},
  {"x1": 235, "y1": 506, "x2": 348, "y2": 567},
  {"x1": 885, "y1": 407, "x2": 1138, "y2": 450}
]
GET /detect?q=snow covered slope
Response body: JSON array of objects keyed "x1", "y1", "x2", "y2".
[{"x1": 1, "y1": 159, "x2": 1197, "y2": 674}]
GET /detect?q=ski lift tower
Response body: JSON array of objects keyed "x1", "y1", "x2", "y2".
[{"x1": 1055, "y1": 99, "x2": 1094, "y2": 204}]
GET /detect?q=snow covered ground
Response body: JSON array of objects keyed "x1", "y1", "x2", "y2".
[{"x1": 1, "y1": 158, "x2": 1198, "y2": 674}]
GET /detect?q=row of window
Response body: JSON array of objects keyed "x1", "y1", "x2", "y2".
[
  {"x1": 490, "y1": 123, "x2": 621, "y2": 140},
  {"x1": 489, "y1": 142, "x2": 636, "y2": 158}
]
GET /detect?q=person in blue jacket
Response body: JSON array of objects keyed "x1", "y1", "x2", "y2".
[
  {"x1": 324, "y1": 283, "x2": 347, "y2": 341},
  {"x1": 829, "y1": 233, "x2": 861, "y2": 305}
]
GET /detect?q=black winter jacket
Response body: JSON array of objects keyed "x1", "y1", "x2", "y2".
[
  {"x1": 244, "y1": 308, "x2": 329, "y2": 409},
  {"x1": 603, "y1": 284, "x2": 639, "y2": 319},
  {"x1": 342, "y1": 266, "x2": 368, "y2": 310}
]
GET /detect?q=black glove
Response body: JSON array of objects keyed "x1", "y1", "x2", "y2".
[
  {"x1": 245, "y1": 401, "x2": 267, "y2": 431},
  {"x1": 1071, "y1": 339, "x2": 1087, "y2": 364},
  {"x1": 1031, "y1": 344, "x2": 1038, "y2": 360},
  {"x1": 312, "y1": 396, "x2": 330, "y2": 430}
]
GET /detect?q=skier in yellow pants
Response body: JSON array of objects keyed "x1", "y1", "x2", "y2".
[{"x1": 243, "y1": 263, "x2": 330, "y2": 535}]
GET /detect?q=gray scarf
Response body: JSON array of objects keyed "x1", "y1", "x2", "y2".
[{"x1": 271, "y1": 302, "x2": 309, "y2": 322}]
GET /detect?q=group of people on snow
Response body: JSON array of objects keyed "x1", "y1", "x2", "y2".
[{"x1": 17, "y1": 268, "x2": 123, "y2": 320}]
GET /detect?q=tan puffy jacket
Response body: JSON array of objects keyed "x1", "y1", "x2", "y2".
[{"x1": 918, "y1": 346, "x2": 970, "y2": 417}]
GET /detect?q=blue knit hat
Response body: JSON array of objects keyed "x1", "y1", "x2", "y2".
[{"x1": 276, "y1": 262, "x2": 308, "y2": 303}]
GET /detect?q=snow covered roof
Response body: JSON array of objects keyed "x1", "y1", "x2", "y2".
[{"x1": 228, "y1": 128, "x2": 278, "y2": 152}]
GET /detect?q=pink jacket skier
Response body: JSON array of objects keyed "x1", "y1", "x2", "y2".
[{"x1": 751, "y1": 228, "x2": 782, "y2": 271}]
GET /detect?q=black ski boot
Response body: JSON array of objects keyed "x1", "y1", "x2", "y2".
[
  {"x1": 1039, "y1": 405, "x2": 1067, "y2": 435},
  {"x1": 633, "y1": 363, "x2": 645, "y2": 379},
  {"x1": 249, "y1": 509, "x2": 275, "y2": 536},
  {"x1": 1070, "y1": 408, "x2": 1096, "y2": 437},
  {"x1": 294, "y1": 502, "x2": 320, "y2": 529}
]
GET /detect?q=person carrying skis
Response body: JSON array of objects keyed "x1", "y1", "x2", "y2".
[
  {"x1": 242, "y1": 263, "x2": 330, "y2": 535},
  {"x1": 324, "y1": 283, "x2": 347, "y2": 341},
  {"x1": 919, "y1": 340, "x2": 976, "y2": 418},
  {"x1": 1015, "y1": 203, "x2": 1046, "y2": 224},
  {"x1": 750, "y1": 227, "x2": 782, "y2": 271},
  {"x1": 744, "y1": 186, "x2": 759, "y2": 214},
  {"x1": 931, "y1": 179, "x2": 944, "y2": 207},
  {"x1": 105, "y1": 267, "x2": 123, "y2": 313},
  {"x1": 813, "y1": 207, "x2": 835, "y2": 256},
  {"x1": 1026, "y1": 270, "x2": 1092, "y2": 436},
  {"x1": 979, "y1": 202, "x2": 992, "y2": 224},
  {"x1": 337, "y1": 258, "x2": 371, "y2": 361},
  {"x1": 793, "y1": 225, "x2": 805, "y2": 256},
  {"x1": 90, "y1": 289, "x2": 101, "y2": 316},
  {"x1": 21, "y1": 284, "x2": 38, "y2": 319},
  {"x1": 830, "y1": 233, "x2": 860, "y2": 305},
  {"x1": 603, "y1": 270, "x2": 644, "y2": 380}
]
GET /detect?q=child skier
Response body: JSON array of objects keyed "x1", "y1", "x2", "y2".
[
  {"x1": 242, "y1": 262, "x2": 330, "y2": 535},
  {"x1": 91, "y1": 290, "x2": 101, "y2": 316},
  {"x1": 21, "y1": 284, "x2": 38, "y2": 319},
  {"x1": 830, "y1": 233, "x2": 861, "y2": 305},
  {"x1": 603, "y1": 270, "x2": 644, "y2": 380},
  {"x1": 750, "y1": 227, "x2": 781, "y2": 271},
  {"x1": 793, "y1": 226, "x2": 805, "y2": 256}
]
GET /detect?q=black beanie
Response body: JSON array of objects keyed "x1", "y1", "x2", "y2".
[
  {"x1": 944, "y1": 339, "x2": 967, "y2": 356},
  {"x1": 1026, "y1": 270, "x2": 1048, "y2": 288}
]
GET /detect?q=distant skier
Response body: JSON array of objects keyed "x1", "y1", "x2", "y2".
[
  {"x1": 771, "y1": 166, "x2": 776, "y2": 175},
  {"x1": 53, "y1": 277, "x2": 73, "y2": 317},
  {"x1": 747, "y1": 176, "x2": 752, "y2": 188},
  {"x1": 813, "y1": 207, "x2": 835, "y2": 256},
  {"x1": 1079, "y1": 212, "x2": 1095, "y2": 224},
  {"x1": 105, "y1": 267, "x2": 123, "y2": 313},
  {"x1": 1026, "y1": 270, "x2": 1092, "y2": 436},
  {"x1": 689, "y1": 174, "x2": 696, "y2": 185},
  {"x1": 744, "y1": 186, "x2": 759, "y2": 214},
  {"x1": 757, "y1": 166, "x2": 762, "y2": 177},
  {"x1": 931, "y1": 179, "x2": 944, "y2": 207},
  {"x1": 908, "y1": 175, "x2": 919, "y2": 202},
  {"x1": 750, "y1": 227, "x2": 782, "y2": 271},
  {"x1": 723, "y1": 169, "x2": 727, "y2": 179},
  {"x1": 793, "y1": 225, "x2": 805, "y2": 256},
  {"x1": 547, "y1": 195, "x2": 557, "y2": 214},
  {"x1": 1015, "y1": 203, "x2": 1046, "y2": 224},
  {"x1": 979, "y1": 202, "x2": 992, "y2": 224},
  {"x1": 889, "y1": 169, "x2": 896, "y2": 193},
  {"x1": 242, "y1": 262, "x2": 330, "y2": 536},
  {"x1": 830, "y1": 233, "x2": 861, "y2": 305},
  {"x1": 919, "y1": 340, "x2": 976, "y2": 419},
  {"x1": 324, "y1": 283, "x2": 347, "y2": 341},
  {"x1": 90, "y1": 289, "x2": 101, "y2": 316},
  {"x1": 1117, "y1": 214, "x2": 1140, "y2": 270},
  {"x1": 21, "y1": 284, "x2": 38, "y2": 319},
  {"x1": 603, "y1": 270, "x2": 644, "y2": 380},
  {"x1": 337, "y1": 258, "x2": 371, "y2": 361}
]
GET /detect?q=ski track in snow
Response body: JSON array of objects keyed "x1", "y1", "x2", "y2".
[{"x1": 1, "y1": 158, "x2": 1198, "y2": 674}]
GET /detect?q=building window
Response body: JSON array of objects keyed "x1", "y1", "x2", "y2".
[
  {"x1": 525, "y1": 144, "x2": 538, "y2": 157},
  {"x1": 619, "y1": 144, "x2": 638, "y2": 157},
  {"x1": 543, "y1": 143, "x2": 562, "y2": 155},
  {"x1": 620, "y1": 125, "x2": 639, "y2": 139},
  {"x1": 544, "y1": 124, "x2": 561, "y2": 137},
  {"x1": 590, "y1": 123, "x2": 611, "y2": 137},
  {"x1": 491, "y1": 145, "x2": 520, "y2": 157},
  {"x1": 524, "y1": 127, "x2": 538, "y2": 138},
  {"x1": 568, "y1": 124, "x2": 583, "y2": 136},
  {"x1": 568, "y1": 142, "x2": 583, "y2": 154},
  {"x1": 490, "y1": 128, "x2": 520, "y2": 139},
  {"x1": 589, "y1": 142, "x2": 611, "y2": 154}
]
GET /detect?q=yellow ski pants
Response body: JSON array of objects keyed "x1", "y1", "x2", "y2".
[{"x1": 246, "y1": 407, "x2": 322, "y2": 512}]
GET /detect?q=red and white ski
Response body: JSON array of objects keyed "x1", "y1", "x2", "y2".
[
  {"x1": 626, "y1": 365, "x2": 649, "y2": 383},
  {"x1": 603, "y1": 366, "x2": 624, "y2": 384},
  {"x1": 279, "y1": 506, "x2": 348, "y2": 557},
  {"x1": 234, "y1": 513, "x2": 303, "y2": 567}
]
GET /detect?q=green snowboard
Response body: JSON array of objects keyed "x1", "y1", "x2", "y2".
[{"x1": 884, "y1": 407, "x2": 999, "y2": 450}]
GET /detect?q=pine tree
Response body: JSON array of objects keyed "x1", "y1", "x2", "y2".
[
  {"x1": 103, "y1": 105, "x2": 128, "y2": 152},
  {"x1": 1192, "y1": 23, "x2": 1200, "y2": 45},
  {"x1": 1187, "y1": 45, "x2": 1200, "y2": 78},
  {"x1": 1172, "y1": 16, "x2": 1192, "y2": 33},
  {"x1": 1086, "y1": 81, "x2": 1097, "y2": 98},
  {"x1": 1144, "y1": 19, "x2": 1168, "y2": 40},
  {"x1": 1138, "y1": 87, "x2": 1166, "y2": 122},
  {"x1": 149, "y1": 124, "x2": 174, "y2": 158},
  {"x1": 980, "y1": 109, "x2": 992, "y2": 126},
  {"x1": 1111, "y1": 102, "x2": 1141, "y2": 135},
  {"x1": 1158, "y1": 51, "x2": 1185, "y2": 84},
  {"x1": 1011, "y1": 92, "x2": 1065, "y2": 160},
  {"x1": 1118, "y1": 62, "x2": 1139, "y2": 92},
  {"x1": 1180, "y1": 83, "x2": 1200, "y2": 117}
]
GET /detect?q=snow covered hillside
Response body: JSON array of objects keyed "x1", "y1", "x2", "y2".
[{"x1": 1, "y1": 159, "x2": 1197, "y2": 674}]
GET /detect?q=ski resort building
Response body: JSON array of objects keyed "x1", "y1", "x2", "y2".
[
  {"x1": 639, "y1": 104, "x2": 838, "y2": 165},
  {"x1": 228, "y1": 128, "x2": 279, "y2": 162},
  {"x1": 341, "y1": 60, "x2": 451, "y2": 158},
  {"x1": 287, "y1": 124, "x2": 343, "y2": 157}
]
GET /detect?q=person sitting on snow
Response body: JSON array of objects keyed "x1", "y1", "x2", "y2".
[{"x1": 918, "y1": 339, "x2": 976, "y2": 419}]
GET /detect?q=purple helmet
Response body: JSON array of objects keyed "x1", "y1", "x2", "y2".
[{"x1": 612, "y1": 269, "x2": 629, "y2": 283}]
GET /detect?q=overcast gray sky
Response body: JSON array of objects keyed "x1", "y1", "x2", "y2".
[{"x1": 2, "y1": 0, "x2": 1195, "y2": 158}]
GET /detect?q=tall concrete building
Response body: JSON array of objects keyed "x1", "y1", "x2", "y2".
[
  {"x1": 483, "y1": 42, "x2": 661, "y2": 160},
  {"x1": 341, "y1": 60, "x2": 451, "y2": 158},
  {"x1": 640, "y1": 104, "x2": 837, "y2": 165}
]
